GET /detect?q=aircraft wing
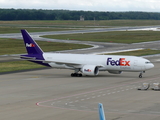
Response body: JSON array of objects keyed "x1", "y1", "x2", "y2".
[
  {"x1": 20, "y1": 56, "x2": 104, "y2": 68},
  {"x1": 45, "y1": 60, "x2": 102, "y2": 66}
]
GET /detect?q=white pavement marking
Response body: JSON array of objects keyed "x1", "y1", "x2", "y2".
[
  {"x1": 51, "y1": 102, "x2": 55, "y2": 105},
  {"x1": 39, "y1": 77, "x2": 160, "y2": 110}
]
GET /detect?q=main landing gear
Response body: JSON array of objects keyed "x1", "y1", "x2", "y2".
[
  {"x1": 71, "y1": 73, "x2": 82, "y2": 77},
  {"x1": 139, "y1": 71, "x2": 145, "y2": 78},
  {"x1": 71, "y1": 69, "x2": 82, "y2": 77}
]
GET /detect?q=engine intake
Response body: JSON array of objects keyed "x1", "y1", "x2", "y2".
[{"x1": 81, "y1": 65, "x2": 99, "y2": 76}]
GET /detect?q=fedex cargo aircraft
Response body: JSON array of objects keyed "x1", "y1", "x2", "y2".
[{"x1": 20, "y1": 30, "x2": 154, "y2": 78}]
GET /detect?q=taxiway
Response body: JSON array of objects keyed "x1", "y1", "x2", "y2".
[{"x1": 0, "y1": 56, "x2": 160, "y2": 120}]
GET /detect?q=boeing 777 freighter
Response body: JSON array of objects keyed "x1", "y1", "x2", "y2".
[{"x1": 20, "y1": 30, "x2": 154, "y2": 78}]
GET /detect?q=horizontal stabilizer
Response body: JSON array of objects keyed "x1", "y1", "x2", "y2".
[{"x1": 20, "y1": 56, "x2": 36, "y2": 60}]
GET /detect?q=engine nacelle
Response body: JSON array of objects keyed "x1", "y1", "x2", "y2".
[
  {"x1": 108, "y1": 70, "x2": 122, "y2": 74},
  {"x1": 81, "y1": 65, "x2": 99, "y2": 76}
]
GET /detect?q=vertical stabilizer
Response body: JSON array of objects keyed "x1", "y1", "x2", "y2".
[
  {"x1": 21, "y1": 30, "x2": 43, "y2": 55},
  {"x1": 98, "y1": 103, "x2": 106, "y2": 120}
]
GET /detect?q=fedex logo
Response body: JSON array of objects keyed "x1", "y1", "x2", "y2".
[
  {"x1": 84, "y1": 69, "x2": 92, "y2": 72},
  {"x1": 26, "y1": 43, "x2": 35, "y2": 47},
  {"x1": 107, "y1": 58, "x2": 130, "y2": 66}
]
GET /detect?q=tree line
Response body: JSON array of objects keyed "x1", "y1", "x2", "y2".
[{"x1": 1, "y1": 8, "x2": 160, "y2": 20}]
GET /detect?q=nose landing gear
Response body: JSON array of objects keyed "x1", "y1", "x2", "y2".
[
  {"x1": 139, "y1": 71, "x2": 145, "y2": 78},
  {"x1": 139, "y1": 73, "x2": 142, "y2": 78}
]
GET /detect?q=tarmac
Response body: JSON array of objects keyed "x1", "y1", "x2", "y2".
[
  {"x1": 0, "y1": 56, "x2": 160, "y2": 120},
  {"x1": 1, "y1": 26, "x2": 160, "y2": 120}
]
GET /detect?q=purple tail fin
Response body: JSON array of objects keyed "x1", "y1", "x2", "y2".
[{"x1": 21, "y1": 30, "x2": 43, "y2": 55}]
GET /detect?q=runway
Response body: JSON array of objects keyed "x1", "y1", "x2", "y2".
[{"x1": 0, "y1": 56, "x2": 160, "y2": 120}]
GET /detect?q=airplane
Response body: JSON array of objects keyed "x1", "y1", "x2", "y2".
[
  {"x1": 99, "y1": 103, "x2": 106, "y2": 120},
  {"x1": 20, "y1": 29, "x2": 154, "y2": 78}
]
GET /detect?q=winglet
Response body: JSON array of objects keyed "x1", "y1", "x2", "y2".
[
  {"x1": 98, "y1": 103, "x2": 106, "y2": 120},
  {"x1": 21, "y1": 30, "x2": 43, "y2": 55}
]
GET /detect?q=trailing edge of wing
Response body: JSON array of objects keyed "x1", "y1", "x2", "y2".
[
  {"x1": 20, "y1": 56, "x2": 104, "y2": 67},
  {"x1": 43, "y1": 60, "x2": 104, "y2": 68},
  {"x1": 20, "y1": 57, "x2": 81, "y2": 66}
]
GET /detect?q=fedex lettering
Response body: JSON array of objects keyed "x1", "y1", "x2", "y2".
[
  {"x1": 26, "y1": 43, "x2": 35, "y2": 47},
  {"x1": 84, "y1": 69, "x2": 92, "y2": 72},
  {"x1": 107, "y1": 58, "x2": 130, "y2": 66}
]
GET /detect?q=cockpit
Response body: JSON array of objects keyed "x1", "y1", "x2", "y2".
[
  {"x1": 145, "y1": 61, "x2": 154, "y2": 69},
  {"x1": 145, "y1": 61, "x2": 152, "y2": 64}
]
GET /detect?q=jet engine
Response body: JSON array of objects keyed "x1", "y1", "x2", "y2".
[
  {"x1": 81, "y1": 65, "x2": 99, "y2": 76},
  {"x1": 108, "y1": 70, "x2": 122, "y2": 74}
]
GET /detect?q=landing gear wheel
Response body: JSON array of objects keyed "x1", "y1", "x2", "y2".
[
  {"x1": 71, "y1": 73, "x2": 74, "y2": 77},
  {"x1": 139, "y1": 73, "x2": 142, "y2": 78},
  {"x1": 71, "y1": 73, "x2": 82, "y2": 77},
  {"x1": 71, "y1": 73, "x2": 77, "y2": 77},
  {"x1": 139, "y1": 75, "x2": 142, "y2": 78},
  {"x1": 78, "y1": 73, "x2": 82, "y2": 77}
]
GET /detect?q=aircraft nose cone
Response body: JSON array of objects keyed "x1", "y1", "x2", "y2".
[
  {"x1": 151, "y1": 63, "x2": 154, "y2": 68},
  {"x1": 147, "y1": 63, "x2": 154, "y2": 69}
]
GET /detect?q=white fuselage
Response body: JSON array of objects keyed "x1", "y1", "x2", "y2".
[{"x1": 43, "y1": 53, "x2": 154, "y2": 72}]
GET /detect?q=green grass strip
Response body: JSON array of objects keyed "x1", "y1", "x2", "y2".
[
  {"x1": 0, "y1": 61, "x2": 46, "y2": 73},
  {"x1": 43, "y1": 31, "x2": 160, "y2": 43},
  {"x1": 0, "y1": 27, "x2": 76, "y2": 34},
  {"x1": 1, "y1": 20, "x2": 160, "y2": 27},
  {"x1": 0, "y1": 38, "x2": 91, "y2": 55}
]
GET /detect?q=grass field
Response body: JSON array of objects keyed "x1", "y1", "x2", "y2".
[
  {"x1": 42, "y1": 31, "x2": 160, "y2": 43},
  {"x1": 1, "y1": 20, "x2": 160, "y2": 27},
  {"x1": 0, "y1": 27, "x2": 77, "y2": 34},
  {"x1": 0, "y1": 38, "x2": 91, "y2": 55},
  {"x1": 0, "y1": 61, "x2": 46, "y2": 73}
]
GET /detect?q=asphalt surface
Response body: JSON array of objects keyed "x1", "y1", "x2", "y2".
[
  {"x1": 0, "y1": 26, "x2": 160, "y2": 120},
  {"x1": 0, "y1": 56, "x2": 160, "y2": 120}
]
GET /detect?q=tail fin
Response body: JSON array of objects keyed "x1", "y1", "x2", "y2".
[
  {"x1": 98, "y1": 103, "x2": 106, "y2": 120},
  {"x1": 21, "y1": 30, "x2": 43, "y2": 55}
]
